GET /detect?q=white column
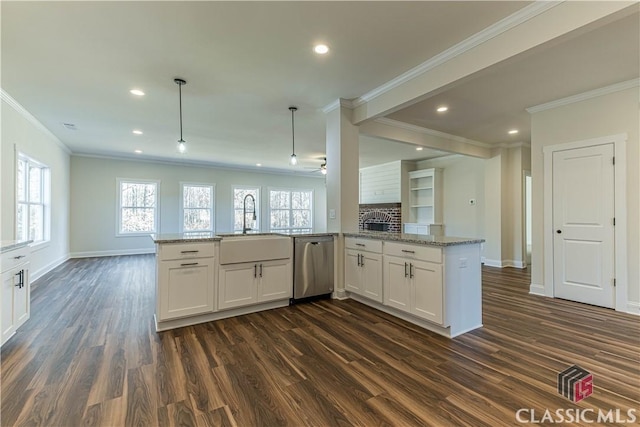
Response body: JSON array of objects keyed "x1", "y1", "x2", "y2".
[{"x1": 325, "y1": 101, "x2": 359, "y2": 233}]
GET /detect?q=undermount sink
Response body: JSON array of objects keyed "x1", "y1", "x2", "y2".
[{"x1": 219, "y1": 234, "x2": 291, "y2": 265}]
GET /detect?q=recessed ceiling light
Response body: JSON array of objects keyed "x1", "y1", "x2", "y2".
[
  {"x1": 256, "y1": 163, "x2": 262, "y2": 167},
  {"x1": 314, "y1": 44, "x2": 329, "y2": 55},
  {"x1": 130, "y1": 89, "x2": 145, "y2": 96},
  {"x1": 508, "y1": 129, "x2": 519, "y2": 135},
  {"x1": 437, "y1": 106, "x2": 448, "y2": 113},
  {"x1": 134, "y1": 150, "x2": 143, "y2": 154},
  {"x1": 416, "y1": 147, "x2": 424, "y2": 151},
  {"x1": 132, "y1": 130, "x2": 143, "y2": 135}
]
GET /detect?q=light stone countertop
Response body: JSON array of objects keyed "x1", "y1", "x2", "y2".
[
  {"x1": 0, "y1": 240, "x2": 33, "y2": 253},
  {"x1": 150, "y1": 233, "x2": 222, "y2": 244},
  {"x1": 343, "y1": 231, "x2": 485, "y2": 247}
]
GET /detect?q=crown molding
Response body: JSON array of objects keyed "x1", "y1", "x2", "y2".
[
  {"x1": 352, "y1": 1, "x2": 561, "y2": 108},
  {"x1": 373, "y1": 117, "x2": 492, "y2": 149},
  {"x1": 321, "y1": 98, "x2": 355, "y2": 114},
  {"x1": 1, "y1": 89, "x2": 72, "y2": 155},
  {"x1": 526, "y1": 78, "x2": 640, "y2": 114},
  {"x1": 71, "y1": 152, "x2": 326, "y2": 179}
]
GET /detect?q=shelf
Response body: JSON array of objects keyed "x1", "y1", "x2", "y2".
[{"x1": 410, "y1": 186, "x2": 433, "y2": 191}]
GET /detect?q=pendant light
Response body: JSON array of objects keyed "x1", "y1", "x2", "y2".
[
  {"x1": 289, "y1": 106, "x2": 298, "y2": 165},
  {"x1": 175, "y1": 78, "x2": 187, "y2": 153}
]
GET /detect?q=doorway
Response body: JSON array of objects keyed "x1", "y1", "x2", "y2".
[
  {"x1": 523, "y1": 171, "x2": 532, "y2": 268},
  {"x1": 543, "y1": 134, "x2": 627, "y2": 311}
]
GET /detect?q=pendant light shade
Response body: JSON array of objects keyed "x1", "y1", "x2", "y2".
[
  {"x1": 289, "y1": 106, "x2": 298, "y2": 165},
  {"x1": 175, "y1": 78, "x2": 187, "y2": 153}
]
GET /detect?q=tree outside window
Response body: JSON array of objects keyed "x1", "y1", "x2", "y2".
[
  {"x1": 269, "y1": 189, "x2": 312, "y2": 234},
  {"x1": 182, "y1": 184, "x2": 214, "y2": 232},
  {"x1": 16, "y1": 154, "x2": 49, "y2": 243},
  {"x1": 118, "y1": 179, "x2": 159, "y2": 235}
]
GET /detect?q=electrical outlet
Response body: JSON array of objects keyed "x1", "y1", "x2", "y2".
[
  {"x1": 459, "y1": 258, "x2": 468, "y2": 268},
  {"x1": 469, "y1": 198, "x2": 476, "y2": 205},
  {"x1": 329, "y1": 209, "x2": 336, "y2": 219}
]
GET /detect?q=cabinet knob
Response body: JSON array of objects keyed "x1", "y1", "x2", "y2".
[{"x1": 556, "y1": 230, "x2": 562, "y2": 234}]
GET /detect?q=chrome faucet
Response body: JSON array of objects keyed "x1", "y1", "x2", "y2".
[{"x1": 242, "y1": 194, "x2": 257, "y2": 234}]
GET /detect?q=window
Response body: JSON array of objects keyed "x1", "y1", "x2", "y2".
[
  {"x1": 117, "y1": 179, "x2": 159, "y2": 235},
  {"x1": 269, "y1": 189, "x2": 313, "y2": 234},
  {"x1": 16, "y1": 154, "x2": 50, "y2": 243},
  {"x1": 181, "y1": 183, "x2": 214, "y2": 232},
  {"x1": 233, "y1": 186, "x2": 260, "y2": 232}
]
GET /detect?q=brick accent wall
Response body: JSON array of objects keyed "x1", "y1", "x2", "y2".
[{"x1": 359, "y1": 203, "x2": 402, "y2": 233}]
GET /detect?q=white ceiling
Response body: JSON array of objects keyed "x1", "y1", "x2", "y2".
[{"x1": 2, "y1": 2, "x2": 638, "y2": 173}]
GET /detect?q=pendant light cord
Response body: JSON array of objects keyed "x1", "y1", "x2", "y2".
[
  {"x1": 178, "y1": 83, "x2": 183, "y2": 142},
  {"x1": 290, "y1": 107, "x2": 296, "y2": 155}
]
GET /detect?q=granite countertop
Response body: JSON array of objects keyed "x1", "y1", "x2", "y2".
[
  {"x1": 151, "y1": 231, "x2": 337, "y2": 244},
  {"x1": 1, "y1": 240, "x2": 33, "y2": 253},
  {"x1": 150, "y1": 233, "x2": 222, "y2": 244},
  {"x1": 343, "y1": 231, "x2": 485, "y2": 247}
]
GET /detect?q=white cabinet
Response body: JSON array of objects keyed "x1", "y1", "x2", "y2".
[
  {"x1": 383, "y1": 242, "x2": 446, "y2": 326},
  {"x1": 407, "y1": 168, "x2": 442, "y2": 225},
  {"x1": 156, "y1": 242, "x2": 216, "y2": 321},
  {"x1": 344, "y1": 238, "x2": 383, "y2": 303},
  {"x1": 403, "y1": 223, "x2": 444, "y2": 236},
  {"x1": 219, "y1": 259, "x2": 292, "y2": 310},
  {"x1": 1, "y1": 245, "x2": 31, "y2": 346}
]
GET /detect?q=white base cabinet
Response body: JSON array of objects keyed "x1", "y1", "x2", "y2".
[
  {"x1": 344, "y1": 238, "x2": 383, "y2": 303},
  {"x1": 156, "y1": 242, "x2": 217, "y2": 322},
  {"x1": 218, "y1": 258, "x2": 292, "y2": 310},
  {"x1": 1, "y1": 245, "x2": 31, "y2": 346}
]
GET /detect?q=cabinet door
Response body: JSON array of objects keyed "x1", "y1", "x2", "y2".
[
  {"x1": 258, "y1": 259, "x2": 292, "y2": 303},
  {"x1": 383, "y1": 256, "x2": 410, "y2": 312},
  {"x1": 404, "y1": 224, "x2": 417, "y2": 234},
  {"x1": 218, "y1": 263, "x2": 258, "y2": 310},
  {"x1": 159, "y1": 259, "x2": 215, "y2": 320},
  {"x1": 361, "y1": 252, "x2": 383, "y2": 303},
  {"x1": 344, "y1": 249, "x2": 362, "y2": 293},
  {"x1": 14, "y1": 263, "x2": 30, "y2": 329},
  {"x1": 1, "y1": 269, "x2": 16, "y2": 345},
  {"x1": 411, "y1": 260, "x2": 443, "y2": 324}
]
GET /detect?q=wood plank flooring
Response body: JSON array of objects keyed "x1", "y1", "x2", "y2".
[{"x1": 1, "y1": 255, "x2": 638, "y2": 426}]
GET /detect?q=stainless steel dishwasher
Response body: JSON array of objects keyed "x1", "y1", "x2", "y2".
[{"x1": 292, "y1": 235, "x2": 334, "y2": 303}]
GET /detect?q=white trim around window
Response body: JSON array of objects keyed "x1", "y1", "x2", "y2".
[
  {"x1": 267, "y1": 187, "x2": 314, "y2": 234},
  {"x1": 116, "y1": 178, "x2": 161, "y2": 237},
  {"x1": 179, "y1": 182, "x2": 216, "y2": 233},
  {"x1": 16, "y1": 152, "x2": 51, "y2": 245}
]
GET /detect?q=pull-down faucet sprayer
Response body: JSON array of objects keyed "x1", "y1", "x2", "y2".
[{"x1": 242, "y1": 194, "x2": 257, "y2": 234}]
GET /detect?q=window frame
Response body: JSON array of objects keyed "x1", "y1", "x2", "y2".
[
  {"x1": 268, "y1": 187, "x2": 314, "y2": 234},
  {"x1": 16, "y1": 153, "x2": 51, "y2": 247},
  {"x1": 232, "y1": 186, "x2": 261, "y2": 233},
  {"x1": 179, "y1": 182, "x2": 216, "y2": 233},
  {"x1": 116, "y1": 178, "x2": 161, "y2": 237}
]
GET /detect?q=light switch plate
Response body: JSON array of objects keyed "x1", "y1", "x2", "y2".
[{"x1": 329, "y1": 209, "x2": 336, "y2": 219}]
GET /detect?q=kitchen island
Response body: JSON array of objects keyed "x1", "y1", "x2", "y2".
[{"x1": 342, "y1": 231, "x2": 484, "y2": 338}]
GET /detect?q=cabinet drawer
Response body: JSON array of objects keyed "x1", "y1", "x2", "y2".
[
  {"x1": 1, "y1": 246, "x2": 30, "y2": 273},
  {"x1": 345, "y1": 237, "x2": 382, "y2": 253},
  {"x1": 383, "y1": 242, "x2": 441, "y2": 263},
  {"x1": 157, "y1": 242, "x2": 215, "y2": 261}
]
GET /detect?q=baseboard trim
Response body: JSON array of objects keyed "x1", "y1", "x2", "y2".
[
  {"x1": 30, "y1": 254, "x2": 70, "y2": 282},
  {"x1": 70, "y1": 248, "x2": 155, "y2": 258},
  {"x1": 332, "y1": 289, "x2": 348, "y2": 300},
  {"x1": 482, "y1": 259, "x2": 526, "y2": 268},
  {"x1": 529, "y1": 283, "x2": 546, "y2": 296},
  {"x1": 626, "y1": 301, "x2": 640, "y2": 315}
]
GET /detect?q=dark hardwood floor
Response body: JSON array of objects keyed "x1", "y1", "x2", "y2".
[{"x1": 1, "y1": 255, "x2": 638, "y2": 426}]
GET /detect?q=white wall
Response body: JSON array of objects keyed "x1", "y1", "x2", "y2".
[
  {"x1": 1, "y1": 96, "x2": 71, "y2": 280},
  {"x1": 70, "y1": 156, "x2": 327, "y2": 256},
  {"x1": 416, "y1": 155, "x2": 485, "y2": 239},
  {"x1": 530, "y1": 86, "x2": 639, "y2": 309},
  {"x1": 359, "y1": 160, "x2": 402, "y2": 204}
]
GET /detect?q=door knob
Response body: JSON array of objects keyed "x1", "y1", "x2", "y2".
[{"x1": 556, "y1": 230, "x2": 562, "y2": 234}]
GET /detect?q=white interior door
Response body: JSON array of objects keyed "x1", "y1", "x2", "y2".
[{"x1": 553, "y1": 143, "x2": 615, "y2": 308}]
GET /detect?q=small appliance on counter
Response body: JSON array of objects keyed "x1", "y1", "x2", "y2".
[{"x1": 291, "y1": 235, "x2": 334, "y2": 304}]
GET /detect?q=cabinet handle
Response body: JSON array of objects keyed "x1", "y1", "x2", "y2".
[
  {"x1": 410, "y1": 263, "x2": 414, "y2": 279},
  {"x1": 254, "y1": 264, "x2": 257, "y2": 278},
  {"x1": 180, "y1": 250, "x2": 199, "y2": 254},
  {"x1": 259, "y1": 264, "x2": 263, "y2": 278},
  {"x1": 355, "y1": 243, "x2": 365, "y2": 247},
  {"x1": 401, "y1": 249, "x2": 415, "y2": 254},
  {"x1": 360, "y1": 255, "x2": 364, "y2": 267},
  {"x1": 14, "y1": 270, "x2": 24, "y2": 288},
  {"x1": 180, "y1": 262, "x2": 199, "y2": 267},
  {"x1": 404, "y1": 262, "x2": 408, "y2": 278},
  {"x1": 13, "y1": 255, "x2": 26, "y2": 260}
]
